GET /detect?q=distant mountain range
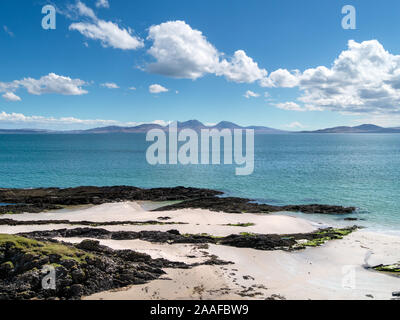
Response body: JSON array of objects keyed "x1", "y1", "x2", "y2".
[
  {"x1": 0, "y1": 121, "x2": 400, "y2": 134},
  {"x1": 0, "y1": 120, "x2": 286, "y2": 134},
  {"x1": 300, "y1": 124, "x2": 400, "y2": 133}
]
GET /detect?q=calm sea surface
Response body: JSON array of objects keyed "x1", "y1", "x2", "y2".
[{"x1": 0, "y1": 133, "x2": 399, "y2": 233}]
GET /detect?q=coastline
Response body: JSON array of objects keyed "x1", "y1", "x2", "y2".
[{"x1": 1, "y1": 195, "x2": 399, "y2": 300}]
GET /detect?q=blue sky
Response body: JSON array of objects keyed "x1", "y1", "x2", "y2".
[{"x1": 1, "y1": 0, "x2": 400, "y2": 130}]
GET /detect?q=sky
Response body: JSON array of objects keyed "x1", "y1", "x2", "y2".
[{"x1": 1, "y1": 0, "x2": 400, "y2": 130}]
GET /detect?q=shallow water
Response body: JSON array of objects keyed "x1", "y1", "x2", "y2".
[{"x1": 0, "y1": 133, "x2": 399, "y2": 232}]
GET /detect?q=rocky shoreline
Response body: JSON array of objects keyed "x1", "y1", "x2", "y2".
[
  {"x1": 17, "y1": 226, "x2": 358, "y2": 252},
  {"x1": 0, "y1": 186, "x2": 363, "y2": 300},
  {"x1": 0, "y1": 186, "x2": 356, "y2": 215},
  {"x1": 0, "y1": 235, "x2": 230, "y2": 300},
  {"x1": 0, "y1": 225, "x2": 357, "y2": 300}
]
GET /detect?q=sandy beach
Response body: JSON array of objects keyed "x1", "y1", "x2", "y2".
[{"x1": 1, "y1": 201, "x2": 399, "y2": 300}]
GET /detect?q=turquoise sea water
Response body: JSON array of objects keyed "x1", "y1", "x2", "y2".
[{"x1": 0, "y1": 133, "x2": 399, "y2": 233}]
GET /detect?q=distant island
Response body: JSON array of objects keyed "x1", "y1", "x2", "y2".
[{"x1": 0, "y1": 121, "x2": 400, "y2": 134}]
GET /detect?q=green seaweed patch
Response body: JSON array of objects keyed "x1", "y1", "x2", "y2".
[
  {"x1": 315, "y1": 228, "x2": 353, "y2": 237},
  {"x1": 373, "y1": 263, "x2": 400, "y2": 274},
  {"x1": 239, "y1": 232, "x2": 257, "y2": 237},
  {"x1": 0, "y1": 234, "x2": 93, "y2": 264},
  {"x1": 224, "y1": 223, "x2": 255, "y2": 227},
  {"x1": 1, "y1": 261, "x2": 14, "y2": 269},
  {"x1": 301, "y1": 237, "x2": 332, "y2": 247},
  {"x1": 292, "y1": 227, "x2": 357, "y2": 249}
]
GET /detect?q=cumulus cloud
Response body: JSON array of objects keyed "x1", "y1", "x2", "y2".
[
  {"x1": 2, "y1": 92, "x2": 21, "y2": 102},
  {"x1": 244, "y1": 90, "x2": 260, "y2": 98},
  {"x1": 96, "y1": 0, "x2": 110, "y2": 8},
  {"x1": 69, "y1": 1, "x2": 143, "y2": 50},
  {"x1": 268, "y1": 40, "x2": 400, "y2": 115},
  {"x1": 275, "y1": 102, "x2": 304, "y2": 112},
  {"x1": 149, "y1": 84, "x2": 169, "y2": 94},
  {"x1": 101, "y1": 82, "x2": 119, "y2": 89},
  {"x1": 147, "y1": 21, "x2": 267, "y2": 83},
  {"x1": 217, "y1": 50, "x2": 267, "y2": 83},
  {"x1": 147, "y1": 21, "x2": 220, "y2": 79},
  {"x1": 15, "y1": 73, "x2": 88, "y2": 95},
  {"x1": 260, "y1": 69, "x2": 300, "y2": 88},
  {"x1": 0, "y1": 73, "x2": 88, "y2": 96}
]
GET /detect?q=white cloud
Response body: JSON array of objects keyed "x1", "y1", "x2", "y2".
[
  {"x1": 3, "y1": 25, "x2": 14, "y2": 37},
  {"x1": 275, "y1": 102, "x2": 309, "y2": 112},
  {"x1": 0, "y1": 111, "x2": 118, "y2": 126},
  {"x1": 0, "y1": 73, "x2": 88, "y2": 97},
  {"x1": 147, "y1": 21, "x2": 220, "y2": 79},
  {"x1": 266, "y1": 40, "x2": 400, "y2": 116},
  {"x1": 70, "y1": 20, "x2": 143, "y2": 50},
  {"x1": 285, "y1": 121, "x2": 305, "y2": 129},
  {"x1": 0, "y1": 81, "x2": 19, "y2": 93},
  {"x1": 260, "y1": 69, "x2": 300, "y2": 88},
  {"x1": 152, "y1": 120, "x2": 171, "y2": 126},
  {"x1": 101, "y1": 82, "x2": 119, "y2": 89},
  {"x1": 69, "y1": 2, "x2": 143, "y2": 50},
  {"x1": 129, "y1": 87, "x2": 136, "y2": 90},
  {"x1": 14, "y1": 73, "x2": 88, "y2": 95},
  {"x1": 244, "y1": 90, "x2": 260, "y2": 99},
  {"x1": 2, "y1": 92, "x2": 21, "y2": 102},
  {"x1": 149, "y1": 84, "x2": 169, "y2": 94},
  {"x1": 76, "y1": 1, "x2": 96, "y2": 19},
  {"x1": 353, "y1": 114, "x2": 400, "y2": 127},
  {"x1": 147, "y1": 20, "x2": 267, "y2": 83},
  {"x1": 217, "y1": 50, "x2": 267, "y2": 83},
  {"x1": 96, "y1": 0, "x2": 110, "y2": 8},
  {"x1": 0, "y1": 111, "x2": 170, "y2": 130}
]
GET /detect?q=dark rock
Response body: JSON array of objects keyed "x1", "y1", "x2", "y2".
[
  {"x1": 0, "y1": 186, "x2": 355, "y2": 216},
  {"x1": 19, "y1": 226, "x2": 357, "y2": 252},
  {"x1": 0, "y1": 261, "x2": 14, "y2": 277},
  {"x1": 71, "y1": 269, "x2": 86, "y2": 283},
  {"x1": 76, "y1": 240, "x2": 101, "y2": 252},
  {"x1": 0, "y1": 235, "x2": 203, "y2": 301},
  {"x1": 167, "y1": 229, "x2": 180, "y2": 235},
  {"x1": 48, "y1": 254, "x2": 61, "y2": 263},
  {"x1": 0, "y1": 186, "x2": 222, "y2": 214},
  {"x1": 393, "y1": 291, "x2": 400, "y2": 297},
  {"x1": 153, "y1": 196, "x2": 356, "y2": 215},
  {"x1": 70, "y1": 284, "x2": 84, "y2": 297}
]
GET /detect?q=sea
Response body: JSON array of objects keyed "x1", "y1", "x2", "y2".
[{"x1": 0, "y1": 133, "x2": 399, "y2": 234}]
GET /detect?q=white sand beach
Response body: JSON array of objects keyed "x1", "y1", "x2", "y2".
[{"x1": 1, "y1": 202, "x2": 399, "y2": 300}]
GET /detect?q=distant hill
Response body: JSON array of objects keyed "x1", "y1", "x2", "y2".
[
  {"x1": 1, "y1": 122, "x2": 400, "y2": 134},
  {"x1": 301, "y1": 124, "x2": 400, "y2": 133},
  {"x1": 62, "y1": 120, "x2": 286, "y2": 134},
  {"x1": 0, "y1": 129, "x2": 54, "y2": 134}
]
